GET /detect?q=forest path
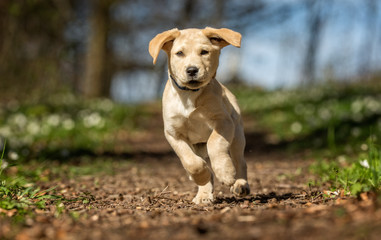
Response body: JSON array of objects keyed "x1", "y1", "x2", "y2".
[{"x1": 8, "y1": 144, "x2": 381, "y2": 240}]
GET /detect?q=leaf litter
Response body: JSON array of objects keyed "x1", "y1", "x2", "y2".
[{"x1": 1, "y1": 149, "x2": 380, "y2": 240}]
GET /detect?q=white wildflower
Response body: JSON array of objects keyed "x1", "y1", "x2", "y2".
[
  {"x1": 47, "y1": 114, "x2": 60, "y2": 127},
  {"x1": 8, "y1": 151, "x2": 19, "y2": 160},
  {"x1": 361, "y1": 143, "x2": 368, "y2": 151},
  {"x1": 0, "y1": 126, "x2": 11, "y2": 138},
  {"x1": 364, "y1": 97, "x2": 380, "y2": 113},
  {"x1": 13, "y1": 113, "x2": 27, "y2": 128},
  {"x1": 27, "y1": 121, "x2": 40, "y2": 135},
  {"x1": 318, "y1": 108, "x2": 331, "y2": 120},
  {"x1": 337, "y1": 155, "x2": 347, "y2": 165},
  {"x1": 63, "y1": 119, "x2": 75, "y2": 130},
  {"x1": 359, "y1": 159, "x2": 370, "y2": 169},
  {"x1": 290, "y1": 122, "x2": 303, "y2": 134},
  {"x1": 83, "y1": 112, "x2": 104, "y2": 128},
  {"x1": 1, "y1": 160, "x2": 8, "y2": 170},
  {"x1": 351, "y1": 100, "x2": 363, "y2": 114}
]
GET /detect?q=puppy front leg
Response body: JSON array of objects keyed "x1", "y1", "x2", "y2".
[
  {"x1": 192, "y1": 178, "x2": 214, "y2": 204},
  {"x1": 207, "y1": 120, "x2": 236, "y2": 186},
  {"x1": 165, "y1": 132, "x2": 214, "y2": 204}
]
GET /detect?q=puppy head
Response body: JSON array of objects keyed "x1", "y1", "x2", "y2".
[{"x1": 149, "y1": 27, "x2": 241, "y2": 90}]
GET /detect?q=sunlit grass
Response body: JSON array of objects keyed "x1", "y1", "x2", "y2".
[
  {"x1": 235, "y1": 82, "x2": 381, "y2": 154},
  {"x1": 310, "y1": 137, "x2": 381, "y2": 195},
  {"x1": 0, "y1": 147, "x2": 120, "y2": 218},
  {"x1": 1, "y1": 141, "x2": 61, "y2": 217},
  {"x1": 0, "y1": 93, "x2": 154, "y2": 160}
]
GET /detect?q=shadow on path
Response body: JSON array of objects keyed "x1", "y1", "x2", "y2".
[{"x1": 215, "y1": 192, "x2": 301, "y2": 204}]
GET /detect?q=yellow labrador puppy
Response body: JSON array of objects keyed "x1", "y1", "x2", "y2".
[{"x1": 149, "y1": 27, "x2": 250, "y2": 204}]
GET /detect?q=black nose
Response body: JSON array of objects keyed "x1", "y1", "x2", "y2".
[{"x1": 186, "y1": 67, "x2": 199, "y2": 77}]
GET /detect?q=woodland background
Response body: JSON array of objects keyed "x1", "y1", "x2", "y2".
[{"x1": 1, "y1": 0, "x2": 380, "y2": 102}]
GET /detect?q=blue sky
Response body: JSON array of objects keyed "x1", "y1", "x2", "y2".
[
  {"x1": 217, "y1": 0, "x2": 381, "y2": 89},
  {"x1": 112, "y1": 0, "x2": 381, "y2": 102}
]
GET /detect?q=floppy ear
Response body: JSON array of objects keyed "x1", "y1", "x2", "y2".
[
  {"x1": 202, "y1": 27, "x2": 241, "y2": 49},
  {"x1": 149, "y1": 28, "x2": 180, "y2": 65}
]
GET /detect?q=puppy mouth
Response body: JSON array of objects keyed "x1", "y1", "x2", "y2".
[
  {"x1": 185, "y1": 79, "x2": 205, "y2": 89},
  {"x1": 186, "y1": 75, "x2": 205, "y2": 84},
  {"x1": 188, "y1": 80, "x2": 201, "y2": 85}
]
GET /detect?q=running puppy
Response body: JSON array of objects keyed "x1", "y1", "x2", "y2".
[{"x1": 149, "y1": 27, "x2": 250, "y2": 204}]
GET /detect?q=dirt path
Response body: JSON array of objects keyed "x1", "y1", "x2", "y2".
[{"x1": 3, "y1": 146, "x2": 380, "y2": 240}]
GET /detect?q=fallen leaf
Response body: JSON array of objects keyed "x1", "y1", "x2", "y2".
[
  {"x1": 335, "y1": 198, "x2": 348, "y2": 205},
  {"x1": 304, "y1": 205, "x2": 327, "y2": 214},
  {"x1": 15, "y1": 233, "x2": 30, "y2": 240},
  {"x1": 220, "y1": 207, "x2": 231, "y2": 214},
  {"x1": 0, "y1": 208, "x2": 17, "y2": 217},
  {"x1": 237, "y1": 215, "x2": 256, "y2": 222},
  {"x1": 360, "y1": 192, "x2": 369, "y2": 201}
]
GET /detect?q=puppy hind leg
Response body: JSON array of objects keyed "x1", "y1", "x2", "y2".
[{"x1": 230, "y1": 130, "x2": 250, "y2": 196}]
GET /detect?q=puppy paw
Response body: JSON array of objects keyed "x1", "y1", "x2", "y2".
[
  {"x1": 192, "y1": 192, "x2": 214, "y2": 204},
  {"x1": 230, "y1": 179, "x2": 250, "y2": 197},
  {"x1": 192, "y1": 180, "x2": 214, "y2": 204}
]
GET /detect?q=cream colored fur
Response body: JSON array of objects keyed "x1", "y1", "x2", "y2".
[{"x1": 149, "y1": 27, "x2": 250, "y2": 204}]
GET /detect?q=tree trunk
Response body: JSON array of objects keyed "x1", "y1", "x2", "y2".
[
  {"x1": 358, "y1": 0, "x2": 378, "y2": 80},
  {"x1": 83, "y1": 0, "x2": 111, "y2": 98},
  {"x1": 301, "y1": 0, "x2": 323, "y2": 86}
]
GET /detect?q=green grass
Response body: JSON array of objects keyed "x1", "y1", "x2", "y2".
[
  {"x1": 0, "y1": 92, "x2": 154, "y2": 160},
  {"x1": 0, "y1": 158, "x2": 117, "y2": 218},
  {"x1": 0, "y1": 182, "x2": 59, "y2": 215},
  {"x1": 235, "y1": 82, "x2": 381, "y2": 154},
  {"x1": 310, "y1": 137, "x2": 381, "y2": 195},
  {"x1": 1, "y1": 141, "x2": 61, "y2": 218},
  {"x1": 0, "y1": 140, "x2": 122, "y2": 218}
]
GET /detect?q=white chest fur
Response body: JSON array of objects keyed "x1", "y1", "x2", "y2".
[{"x1": 163, "y1": 87, "x2": 212, "y2": 144}]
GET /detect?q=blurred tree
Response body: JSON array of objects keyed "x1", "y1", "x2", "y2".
[
  {"x1": 82, "y1": 0, "x2": 115, "y2": 98},
  {"x1": 301, "y1": 0, "x2": 325, "y2": 86},
  {"x1": 0, "y1": 0, "x2": 74, "y2": 101},
  {"x1": 357, "y1": 0, "x2": 379, "y2": 80}
]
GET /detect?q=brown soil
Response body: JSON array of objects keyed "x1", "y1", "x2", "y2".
[{"x1": 1, "y1": 116, "x2": 381, "y2": 240}]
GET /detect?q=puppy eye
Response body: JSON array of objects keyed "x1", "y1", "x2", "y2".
[
  {"x1": 176, "y1": 51, "x2": 184, "y2": 56},
  {"x1": 200, "y1": 50, "x2": 209, "y2": 55}
]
